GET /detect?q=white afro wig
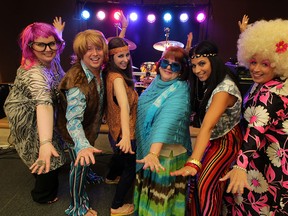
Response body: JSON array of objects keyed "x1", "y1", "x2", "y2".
[{"x1": 237, "y1": 19, "x2": 288, "y2": 79}]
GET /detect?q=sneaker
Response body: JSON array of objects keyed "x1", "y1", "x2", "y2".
[
  {"x1": 111, "y1": 204, "x2": 134, "y2": 216},
  {"x1": 105, "y1": 176, "x2": 120, "y2": 184}
]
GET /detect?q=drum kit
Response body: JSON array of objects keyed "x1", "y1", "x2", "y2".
[{"x1": 110, "y1": 24, "x2": 184, "y2": 94}]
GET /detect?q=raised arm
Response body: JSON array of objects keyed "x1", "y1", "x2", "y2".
[
  {"x1": 238, "y1": 14, "x2": 249, "y2": 33},
  {"x1": 53, "y1": 16, "x2": 65, "y2": 39},
  {"x1": 185, "y1": 32, "x2": 193, "y2": 53},
  {"x1": 118, "y1": 10, "x2": 129, "y2": 38}
]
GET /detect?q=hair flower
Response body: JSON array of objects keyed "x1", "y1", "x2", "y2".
[{"x1": 276, "y1": 40, "x2": 288, "y2": 53}]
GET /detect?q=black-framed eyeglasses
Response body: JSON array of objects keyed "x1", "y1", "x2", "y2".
[
  {"x1": 160, "y1": 58, "x2": 181, "y2": 72},
  {"x1": 28, "y1": 41, "x2": 64, "y2": 52}
]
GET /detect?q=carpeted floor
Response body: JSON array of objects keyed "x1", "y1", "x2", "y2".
[{"x1": 0, "y1": 145, "x2": 133, "y2": 216}]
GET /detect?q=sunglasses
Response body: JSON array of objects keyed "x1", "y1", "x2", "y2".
[{"x1": 160, "y1": 59, "x2": 181, "y2": 72}]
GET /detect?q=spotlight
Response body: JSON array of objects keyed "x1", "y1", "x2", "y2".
[
  {"x1": 96, "y1": 10, "x2": 106, "y2": 21},
  {"x1": 129, "y1": 12, "x2": 138, "y2": 22},
  {"x1": 179, "y1": 13, "x2": 189, "y2": 23},
  {"x1": 113, "y1": 11, "x2": 121, "y2": 21},
  {"x1": 196, "y1": 12, "x2": 206, "y2": 23},
  {"x1": 147, "y1": 14, "x2": 156, "y2": 23},
  {"x1": 81, "y1": 10, "x2": 90, "y2": 20},
  {"x1": 163, "y1": 12, "x2": 172, "y2": 22}
]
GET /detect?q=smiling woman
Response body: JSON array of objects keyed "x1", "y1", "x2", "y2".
[
  {"x1": 134, "y1": 46, "x2": 192, "y2": 216},
  {"x1": 3, "y1": 20, "x2": 66, "y2": 204},
  {"x1": 221, "y1": 18, "x2": 288, "y2": 216},
  {"x1": 170, "y1": 40, "x2": 243, "y2": 216},
  {"x1": 103, "y1": 36, "x2": 138, "y2": 216}
]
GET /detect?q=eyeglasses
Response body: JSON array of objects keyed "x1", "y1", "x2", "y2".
[
  {"x1": 160, "y1": 58, "x2": 181, "y2": 72},
  {"x1": 28, "y1": 41, "x2": 64, "y2": 52}
]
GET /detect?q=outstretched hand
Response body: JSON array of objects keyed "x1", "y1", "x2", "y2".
[
  {"x1": 219, "y1": 168, "x2": 252, "y2": 194},
  {"x1": 74, "y1": 147, "x2": 102, "y2": 166},
  {"x1": 30, "y1": 143, "x2": 60, "y2": 175},
  {"x1": 170, "y1": 165, "x2": 197, "y2": 177},
  {"x1": 116, "y1": 137, "x2": 135, "y2": 154},
  {"x1": 136, "y1": 153, "x2": 165, "y2": 172}
]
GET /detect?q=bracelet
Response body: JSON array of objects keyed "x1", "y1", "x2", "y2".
[
  {"x1": 187, "y1": 158, "x2": 202, "y2": 169},
  {"x1": 233, "y1": 165, "x2": 247, "y2": 172},
  {"x1": 40, "y1": 139, "x2": 52, "y2": 146},
  {"x1": 185, "y1": 162, "x2": 200, "y2": 173},
  {"x1": 149, "y1": 151, "x2": 159, "y2": 158}
]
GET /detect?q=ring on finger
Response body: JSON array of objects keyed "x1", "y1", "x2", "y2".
[
  {"x1": 36, "y1": 160, "x2": 46, "y2": 166},
  {"x1": 185, "y1": 170, "x2": 190, "y2": 175}
]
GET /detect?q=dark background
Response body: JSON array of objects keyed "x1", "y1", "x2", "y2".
[
  {"x1": 0, "y1": 0, "x2": 287, "y2": 83},
  {"x1": 81, "y1": 2, "x2": 202, "y2": 69}
]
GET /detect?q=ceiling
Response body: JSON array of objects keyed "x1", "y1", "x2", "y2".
[{"x1": 79, "y1": 0, "x2": 210, "y2": 6}]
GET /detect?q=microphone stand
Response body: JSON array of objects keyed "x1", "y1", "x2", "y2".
[
  {"x1": 114, "y1": 23, "x2": 122, "y2": 36},
  {"x1": 164, "y1": 27, "x2": 170, "y2": 50}
]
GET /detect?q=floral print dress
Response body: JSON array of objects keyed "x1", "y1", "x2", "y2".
[{"x1": 223, "y1": 78, "x2": 288, "y2": 215}]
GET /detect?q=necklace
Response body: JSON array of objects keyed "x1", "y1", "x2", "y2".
[{"x1": 196, "y1": 79, "x2": 207, "y2": 102}]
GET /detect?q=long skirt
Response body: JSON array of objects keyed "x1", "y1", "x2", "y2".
[{"x1": 134, "y1": 152, "x2": 189, "y2": 216}]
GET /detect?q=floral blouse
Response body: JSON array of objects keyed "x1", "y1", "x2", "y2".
[{"x1": 232, "y1": 78, "x2": 288, "y2": 215}]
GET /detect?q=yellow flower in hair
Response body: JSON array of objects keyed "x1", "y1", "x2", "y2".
[{"x1": 276, "y1": 40, "x2": 288, "y2": 53}]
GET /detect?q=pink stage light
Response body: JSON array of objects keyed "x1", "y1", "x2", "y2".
[
  {"x1": 147, "y1": 14, "x2": 156, "y2": 23},
  {"x1": 196, "y1": 12, "x2": 206, "y2": 23},
  {"x1": 96, "y1": 11, "x2": 106, "y2": 20}
]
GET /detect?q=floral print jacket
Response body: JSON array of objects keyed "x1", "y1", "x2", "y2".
[{"x1": 233, "y1": 78, "x2": 288, "y2": 215}]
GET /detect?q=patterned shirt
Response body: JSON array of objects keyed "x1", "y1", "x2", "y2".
[
  {"x1": 65, "y1": 61, "x2": 103, "y2": 154},
  {"x1": 207, "y1": 75, "x2": 242, "y2": 140}
]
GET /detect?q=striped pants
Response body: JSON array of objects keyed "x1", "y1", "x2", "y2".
[
  {"x1": 65, "y1": 146, "x2": 91, "y2": 216},
  {"x1": 188, "y1": 124, "x2": 243, "y2": 216}
]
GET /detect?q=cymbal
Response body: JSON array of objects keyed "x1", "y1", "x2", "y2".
[
  {"x1": 124, "y1": 38, "x2": 137, "y2": 50},
  {"x1": 107, "y1": 37, "x2": 137, "y2": 51},
  {"x1": 153, "y1": 40, "x2": 184, "y2": 51}
]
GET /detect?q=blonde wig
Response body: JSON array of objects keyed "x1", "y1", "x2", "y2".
[
  {"x1": 72, "y1": 29, "x2": 108, "y2": 64},
  {"x1": 237, "y1": 19, "x2": 288, "y2": 79}
]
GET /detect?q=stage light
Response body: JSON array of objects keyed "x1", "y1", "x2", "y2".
[
  {"x1": 147, "y1": 14, "x2": 156, "y2": 23},
  {"x1": 113, "y1": 11, "x2": 121, "y2": 21},
  {"x1": 129, "y1": 12, "x2": 138, "y2": 22},
  {"x1": 96, "y1": 10, "x2": 106, "y2": 21},
  {"x1": 163, "y1": 12, "x2": 172, "y2": 22},
  {"x1": 81, "y1": 10, "x2": 90, "y2": 20},
  {"x1": 196, "y1": 12, "x2": 206, "y2": 23},
  {"x1": 179, "y1": 13, "x2": 189, "y2": 23}
]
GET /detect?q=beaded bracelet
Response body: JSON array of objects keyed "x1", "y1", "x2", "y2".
[
  {"x1": 185, "y1": 162, "x2": 200, "y2": 173},
  {"x1": 233, "y1": 165, "x2": 247, "y2": 172},
  {"x1": 40, "y1": 139, "x2": 52, "y2": 146},
  {"x1": 149, "y1": 151, "x2": 159, "y2": 158},
  {"x1": 187, "y1": 158, "x2": 202, "y2": 169}
]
